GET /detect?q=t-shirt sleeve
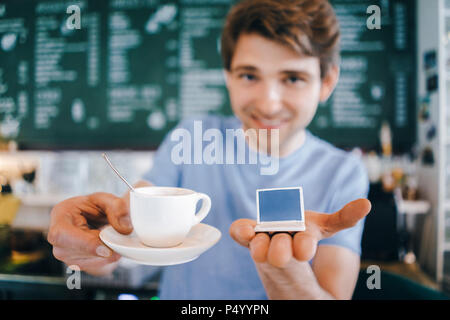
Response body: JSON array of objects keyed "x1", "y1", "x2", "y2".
[
  {"x1": 141, "y1": 120, "x2": 191, "y2": 187},
  {"x1": 317, "y1": 155, "x2": 370, "y2": 256}
]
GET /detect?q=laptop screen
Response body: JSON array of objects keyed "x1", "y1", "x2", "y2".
[{"x1": 257, "y1": 188, "x2": 304, "y2": 222}]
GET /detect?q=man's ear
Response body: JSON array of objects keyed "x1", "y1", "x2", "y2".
[{"x1": 319, "y1": 65, "x2": 340, "y2": 102}]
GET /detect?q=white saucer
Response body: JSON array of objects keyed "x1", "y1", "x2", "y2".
[{"x1": 99, "y1": 223, "x2": 221, "y2": 266}]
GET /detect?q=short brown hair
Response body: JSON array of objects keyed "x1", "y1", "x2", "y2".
[{"x1": 221, "y1": 0, "x2": 340, "y2": 78}]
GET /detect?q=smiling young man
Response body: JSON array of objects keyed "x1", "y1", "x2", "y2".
[
  {"x1": 48, "y1": 0, "x2": 371, "y2": 300},
  {"x1": 225, "y1": 33, "x2": 334, "y2": 157}
]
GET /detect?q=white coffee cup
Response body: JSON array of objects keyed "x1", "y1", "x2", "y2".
[{"x1": 130, "y1": 186, "x2": 211, "y2": 247}]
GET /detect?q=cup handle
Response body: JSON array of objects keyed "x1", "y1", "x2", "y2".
[{"x1": 193, "y1": 193, "x2": 211, "y2": 225}]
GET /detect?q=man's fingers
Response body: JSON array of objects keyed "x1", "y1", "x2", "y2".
[
  {"x1": 229, "y1": 219, "x2": 257, "y2": 247},
  {"x1": 249, "y1": 233, "x2": 270, "y2": 262},
  {"x1": 293, "y1": 232, "x2": 318, "y2": 262},
  {"x1": 48, "y1": 222, "x2": 116, "y2": 259},
  {"x1": 52, "y1": 246, "x2": 121, "y2": 265},
  {"x1": 323, "y1": 198, "x2": 371, "y2": 237},
  {"x1": 53, "y1": 249, "x2": 121, "y2": 276},
  {"x1": 267, "y1": 233, "x2": 292, "y2": 268},
  {"x1": 87, "y1": 192, "x2": 133, "y2": 235}
]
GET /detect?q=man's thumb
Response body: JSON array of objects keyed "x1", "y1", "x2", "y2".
[
  {"x1": 325, "y1": 198, "x2": 371, "y2": 235},
  {"x1": 88, "y1": 193, "x2": 133, "y2": 234}
]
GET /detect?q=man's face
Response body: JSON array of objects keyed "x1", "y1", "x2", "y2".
[{"x1": 225, "y1": 33, "x2": 337, "y2": 154}]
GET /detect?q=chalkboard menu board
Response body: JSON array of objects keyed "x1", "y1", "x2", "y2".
[{"x1": 0, "y1": 0, "x2": 416, "y2": 151}]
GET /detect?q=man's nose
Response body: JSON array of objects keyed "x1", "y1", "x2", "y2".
[{"x1": 256, "y1": 81, "x2": 283, "y2": 117}]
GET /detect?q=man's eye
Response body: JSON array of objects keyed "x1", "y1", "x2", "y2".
[
  {"x1": 286, "y1": 76, "x2": 304, "y2": 84},
  {"x1": 239, "y1": 73, "x2": 256, "y2": 81}
]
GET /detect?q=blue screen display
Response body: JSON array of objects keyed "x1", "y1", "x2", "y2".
[{"x1": 258, "y1": 188, "x2": 304, "y2": 222}]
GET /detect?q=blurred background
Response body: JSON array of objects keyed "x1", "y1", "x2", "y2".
[{"x1": 0, "y1": 0, "x2": 449, "y2": 300}]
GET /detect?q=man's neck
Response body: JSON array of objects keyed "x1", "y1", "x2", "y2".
[
  {"x1": 278, "y1": 130, "x2": 306, "y2": 157},
  {"x1": 243, "y1": 128, "x2": 306, "y2": 158}
]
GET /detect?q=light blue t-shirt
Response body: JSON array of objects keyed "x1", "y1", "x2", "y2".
[{"x1": 143, "y1": 115, "x2": 369, "y2": 300}]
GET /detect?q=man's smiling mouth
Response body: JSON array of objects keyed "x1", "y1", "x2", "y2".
[{"x1": 250, "y1": 114, "x2": 289, "y2": 129}]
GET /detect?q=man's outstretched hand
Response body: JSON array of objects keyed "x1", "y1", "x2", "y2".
[
  {"x1": 47, "y1": 193, "x2": 133, "y2": 276},
  {"x1": 229, "y1": 198, "x2": 372, "y2": 268}
]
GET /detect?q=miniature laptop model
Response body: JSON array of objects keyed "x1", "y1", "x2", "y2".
[{"x1": 254, "y1": 187, "x2": 306, "y2": 232}]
